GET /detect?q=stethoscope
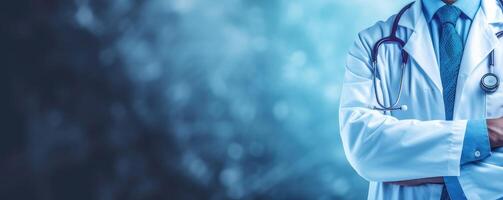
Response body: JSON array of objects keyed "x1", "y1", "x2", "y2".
[{"x1": 371, "y1": 1, "x2": 503, "y2": 112}]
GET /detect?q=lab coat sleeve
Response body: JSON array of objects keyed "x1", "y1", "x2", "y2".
[
  {"x1": 339, "y1": 33, "x2": 467, "y2": 182},
  {"x1": 444, "y1": 119, "x2": 492, "y2": 200}
]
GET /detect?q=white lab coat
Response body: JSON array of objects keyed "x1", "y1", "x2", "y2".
[{"x1": 339, "y1": 0, "x2": 503, "y2": 199}]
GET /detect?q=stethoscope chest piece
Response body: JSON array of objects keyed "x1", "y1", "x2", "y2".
[{"x1": 480, "y1": 73, "x2": 500, "y2": 93}]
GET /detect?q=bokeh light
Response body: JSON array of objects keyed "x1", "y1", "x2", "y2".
[{"x1": 2, "y1": 0, "x2": 409, "y2": 199}]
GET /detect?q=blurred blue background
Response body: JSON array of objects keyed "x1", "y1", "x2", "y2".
[{"x1": 1, "y1": 0, "x2": 407, "y2": 199}]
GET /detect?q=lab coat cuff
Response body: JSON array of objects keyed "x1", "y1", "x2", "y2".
[
  {"x1": 447, "y1": 120, "x2": 467, "y2": 175},
  {"x1": 444, "y1": 176, "x2": 467, "y2": 200},
  {"x1": 460, "y1": 119, "x2": 491, "y2": 164}
]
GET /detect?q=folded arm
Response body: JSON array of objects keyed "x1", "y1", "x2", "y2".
[
  {"x1": 389, "y1": 119, "x2": 503, "y2": 200},
  {"x1": 340, "y1": 33, "x2": 503, "y2": 184},
  {"x1": 339, "y1": 76, "x2": 466, "y2": 182},
  {"x1": 390, "y1": 119, "x2": 496, "y2": 186},
  {"x1": 340, "y1": 34, "x2": 468, "y2": 182}
]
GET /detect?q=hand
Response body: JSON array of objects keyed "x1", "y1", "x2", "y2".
[
  {"x1": 386, "y1": 177, "x2": 444, "y2": 186},
  {"x1": 487, "y1": 118, "x2": 503, "y2": 148}
]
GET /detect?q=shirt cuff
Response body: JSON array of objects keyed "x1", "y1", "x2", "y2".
[
  {"x1": 444, "y1": 176, "x2": 467, "y2": 200},
  {"x1": 460, "y1": 119, "x2": 491, "y2": 164}
]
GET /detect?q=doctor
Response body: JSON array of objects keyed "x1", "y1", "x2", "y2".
[{"x1": 339, "y1": 0, "x2": 503, "y2": 199}]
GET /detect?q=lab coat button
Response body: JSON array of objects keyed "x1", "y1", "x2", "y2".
[{"x1": 474, "y1": 150, "x2": 481, "y2": 158}]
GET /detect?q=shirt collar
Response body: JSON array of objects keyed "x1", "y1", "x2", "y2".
[{"x1": 422, "y1": 0, "x2": 481, "y2": 22}]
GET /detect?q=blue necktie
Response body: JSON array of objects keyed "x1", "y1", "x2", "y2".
[
  {"x1": 437, "y1": 5, "x2": 463, "y2": 200},
  {"x1": 437, "y1": 5, "x2": 463, "y2": 121}
]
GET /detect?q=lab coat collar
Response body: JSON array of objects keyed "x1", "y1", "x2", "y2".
[
  {"x1": 397, "y1": 1, "x2": 423, "y2": 31},
  {"x1": 483, "y1": 0, "x2": 503, "y2": 24},
  {"x1": 400, "y1": 1, "x2": 444, "y2": 92}
]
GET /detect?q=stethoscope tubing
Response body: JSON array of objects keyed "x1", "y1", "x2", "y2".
[
  {"x1": 371, "y1": 1, "x2": 503, "y2": 112},
  {"x1": 372, "y1": 60, "x2": 407, "y2": 111},
  {"x1": 371, "y1": 2, "x2": 413, "y2": 111}
]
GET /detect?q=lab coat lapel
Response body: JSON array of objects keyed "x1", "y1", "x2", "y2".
[
  {"x1": 454, "y1": 0, "x2": 501, "y2": 114},
  {"x1": 457, "y1": 6, "x2": 499, "y2": 92},
  {"x1": 402, "y1": 1, "x2": 443, "y2": 93}
]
